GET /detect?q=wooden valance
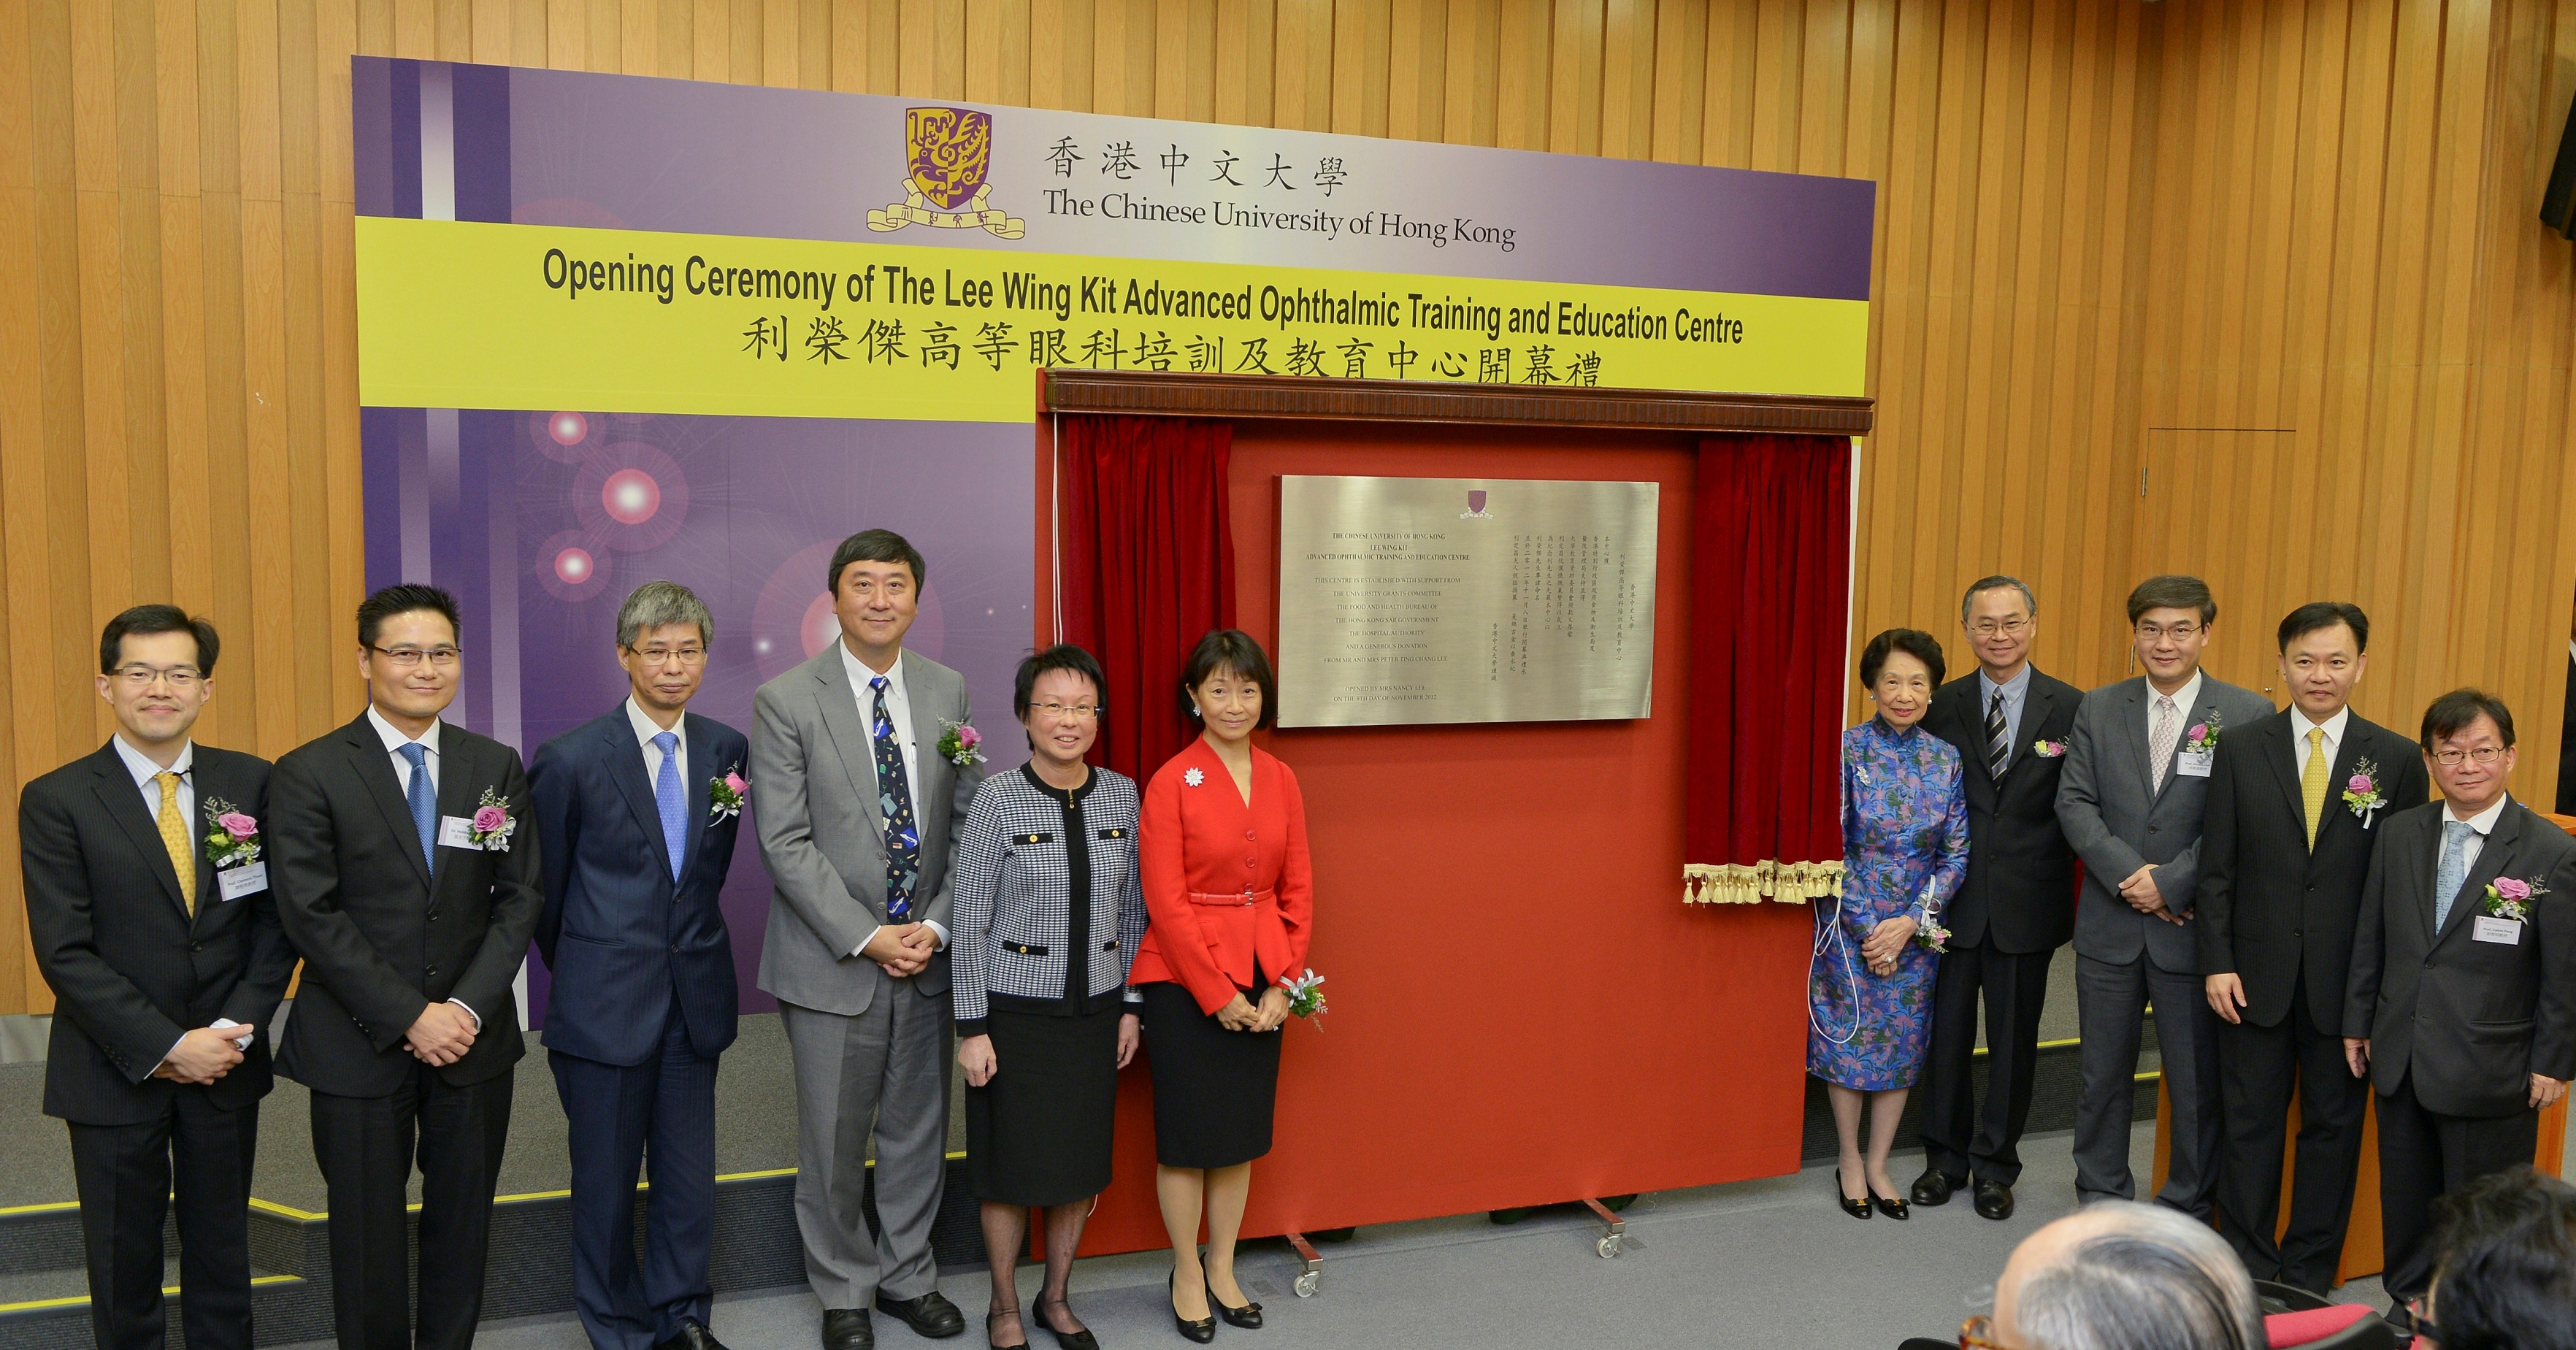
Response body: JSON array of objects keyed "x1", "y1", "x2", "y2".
[{"x1": 1038, "y1": 369, "x2": 1874, "y2": 437}]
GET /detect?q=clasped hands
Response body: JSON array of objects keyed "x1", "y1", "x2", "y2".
[
  {"x1": 2339, "y1": 1037, "x2": 2569, "y2": 1108},
  {"x1": 1859, "y1": 916, "x2": 1918, "y2": 977},
  {"x1": 2120, "y1": 865, "x2": 2184, "y2": 924},
  {"x1": 958, "y1": 1014, "x2": 1143, "y2": 1087},
  {"x1": 1218, "y1": 986, "x2": 1292, "y2": 1033},
  {"x1": 153, "y1": 1025, "x2": 250, "y2": 1084},
  {"x1": 862, "y1": 923, "x2": 942, "y2": 978}
]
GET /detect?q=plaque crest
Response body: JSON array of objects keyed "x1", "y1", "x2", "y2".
[
  {"x1": 867, "y1": 107, "x2": 1026, "y2": 239},
  {"x1": 1460, "y1": 489, "x2": 1492, "y2": 519}
]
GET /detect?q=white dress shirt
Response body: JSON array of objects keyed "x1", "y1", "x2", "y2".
[
  {"x1": 626, "y1": 697, "x2": 687, "y2": 786},
  {"x1": 2147, "y1": 670, "x2": 2205, "y2": 740},
  {"x1": 837, "y1": 641, "x2": 946, "y2": 956},
  {"x1": 364, "y1": 705, "x2": 478, "y2": 1029},
  {"x1": 2442, "y1": 792, "x2": 2512, "y2": 872},
  {"x1": 1979, "y1": 664, "x2": 2033, "y2": 759},
  {"x1": 2291, "y1": 705, "x2": 2351, "y2": 777}
]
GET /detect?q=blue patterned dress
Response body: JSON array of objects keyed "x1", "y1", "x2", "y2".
[{"x1": 1807, "y1": 717, "x2": 1970, "y2": 1091}]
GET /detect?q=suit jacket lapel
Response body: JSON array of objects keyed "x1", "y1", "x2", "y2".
[
  {"x1": 902, "y1": 651, "x2": 948, "y2": 810},
  {"x1": 2313, "y1": 725, "x2": 2369, "y2": 851},
  {"x1": 2006, "y1": 678, "x2": 2059, "y2": 784},
  {"x1": 810, "y1": 648, "x2": 885, "y2": 841},
  {"x1": 346, "y1": 717, "x2": 432, "y2": 889},
  {"x1": 2435, "y1": 803, "x2": 2523, "y2": 949},
  {"x1": 188, "y1": 753, "x2": 225, "y2": 928},
  {"x1": 680, "y1": 712, "x2": 716, "y2": 881},
  {"x1": 600, "y1": 712, "x2": 675, "y2": 881},
  {"x1": 2263, "y1": 716, "x2": 2307, "y2": 835},
  {"x1": 434, "y1": 728, "x2": 481, "y2": 897},
  {"x1": 89, "y1": 747, "x2": 191, "y2": 918}
]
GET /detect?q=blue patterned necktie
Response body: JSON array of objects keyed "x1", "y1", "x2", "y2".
[
  {"x1": 399, "y1": 743, "x2": 435, "y2": 875},
  {"x1": 652, "y1": 730, "x2": 686, "y2": 883},
  {"x1": 2432, "y1": 818, "x2": 2474, "y2": 932},
  {"x1": 870, "y1": 675, "x2": 921, "y2": 921}
]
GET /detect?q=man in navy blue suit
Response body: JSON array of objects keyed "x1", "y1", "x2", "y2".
[{"x1": 531, "y1": 582, "x2": 751, "y2": 1350}]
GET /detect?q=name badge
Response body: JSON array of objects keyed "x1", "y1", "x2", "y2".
[
  {"x1": 437, "y1": 816, "x2": 478, "y2": 849},
  {"x1": 215, "y1": 861, "x2": 268, "y2": 902},
  {"x1": 2176, "y1": 751, "x2": 2214, "y2": 778},
  {"x1": 2472, "y1": 916, "x2": 2523, "y2": 946}
]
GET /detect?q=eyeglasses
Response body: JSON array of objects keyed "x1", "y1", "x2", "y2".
[
  {"x1": 1029, "y1": 702, "x2": 1102, "y2": 721},
  {"x1": 112, "y1": 664, "x2": 203, "y2": 690},
  {"x1": 628, "y1": 645, "x2": 707, "y2": 667},
  {"x1": 2432, "y1": 745, "x2": 2507, "y2": 766},
  {"x1": 2135, "y1": 621, "x2": 2204, "y2": 642},
  {"x1": 1960, "y1": 1315, "x2": 2020, "y2": 1350},
  {"x1": 1969, "y1": 618, "x2": 2031, "y2": 637},
  {"x1": 369, "y1": 644, "x2": 461, "y2": 668}
]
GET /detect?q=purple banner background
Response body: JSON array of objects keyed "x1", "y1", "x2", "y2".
[{"x1": 360, "y1": 406, "x2": 1035, "y2": 1024}]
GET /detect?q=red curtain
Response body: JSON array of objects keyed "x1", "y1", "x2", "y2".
[
  {"x1": 1684, "y1": 433, "x2": 1852, "y2": 904},
  {"x1": 1056, "y1": 413, "x2": 1238, "y2": 786}
]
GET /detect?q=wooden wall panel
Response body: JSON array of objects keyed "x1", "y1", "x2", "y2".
[{"x1": 1, "y1": 0, "x2": 2571, "y2": 1014}]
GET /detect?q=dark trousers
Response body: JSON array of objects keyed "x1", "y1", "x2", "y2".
[
  {"x1": 549, "y1": 1008, "x2": 721, "y2": 1350},
  {"x1": 2074, "y1": 951, "x2": 2223, "y2": 1216},
  {"x1": 66, "y1": 1092, "x2": 258, "y2": 1350},
  {"x1": 2213, "y1": 973, "x2": 2367, "y2": 1293},
  {"x1": 2374, "y1": 1071, "x2": 2538, "y2": 1302},
  {"x1": 309, "y1": 1062, "x2": 513, "y2": 1350},
  {"x1": 1918, "y1": 942, "x2": 2055, "y2": 1187}
]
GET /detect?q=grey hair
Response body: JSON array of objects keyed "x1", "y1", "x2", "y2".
[
  {"x1": 2016, "y1": 1203, "x2": 2262, "y2": 1350},
  {"x1": 616, "y1": 580, "x2": 713, "y2": 651},
  {"x1": 1960, "y1": 575, "x2": 2039, "y2": 624}
]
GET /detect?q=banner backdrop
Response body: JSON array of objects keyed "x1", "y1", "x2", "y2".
[{"x1": 352, "y1": 57, "x2": 1874, "y2": 1024}]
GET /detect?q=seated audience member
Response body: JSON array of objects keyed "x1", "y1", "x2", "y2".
[
  {"x1": 1973, "y1": 1200, "x2": 2265, "y2": 1350},
  {"x1": 2412, "y1": 1166, "x2": 2576, "y2": 1350}
]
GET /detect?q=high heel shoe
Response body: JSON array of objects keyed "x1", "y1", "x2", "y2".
[
  {"x1": 1207, "y1": 1277, "x2": 1263, "y2": 1330},
  {"x1": 987, "y1": 1308, "x2": 1030, "y2": 1350},
  {"x1": 1834, "y1": 1167, "x2": 1872, "y2": 1220},
  {"x1": 1034, "y1": 1295, "x2": 1100, "y2": 1350},
  {"x1": 1170, "y1": 1269, "x2": 1216, "y2": 1343},
  {"x1": 1871, "y1": 1189, "x2": 1912, "y2": 1221}
]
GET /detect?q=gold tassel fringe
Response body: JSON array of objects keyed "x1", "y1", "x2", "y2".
[{"x1": 1682, "y1": 859, "x2": 1845, "y2": 905}]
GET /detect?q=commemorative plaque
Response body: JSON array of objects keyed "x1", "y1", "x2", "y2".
[{"x1": 1275, "y1": 475, "x2": 1659, "y2": 728}]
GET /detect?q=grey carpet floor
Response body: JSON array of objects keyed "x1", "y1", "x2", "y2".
[{"x1": 276, "y1": 1124, "x2": 2390, "y2": 1350}]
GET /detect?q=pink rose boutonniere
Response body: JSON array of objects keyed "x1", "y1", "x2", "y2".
[
  {"x1": 2342, "y1": 757, "x2": 2388, "y2": 828},
  {"x1": 937, "y1": 718, "x2": 985, "y2": 768},
  {"x1": 201, "y1": 797, "x2": 261, "y2": 868},
  {"x1": 467, "y1": 788, "x2": 515, "y2": 852},
  {"x1": 2184, "y1": 713, "x2": 2223, "y2": 756},
  {"x1": 2032, "y1": 738, "x2": 2069, "y2": 759},
  {"x1": 710, "y1": 764, "x2": 748, "y2": 823},
  {"x1": 2483, "y1": 875, "x2": 2548, "y2": 924}
]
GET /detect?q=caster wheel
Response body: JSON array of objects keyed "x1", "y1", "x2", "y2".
[
  {"x1": 1598, "y1": 1234, "x2": 1623, "y2": 1259},
  {"x1": 1294, "y1": 1271, "x2": 1321, "y2": 1299}
]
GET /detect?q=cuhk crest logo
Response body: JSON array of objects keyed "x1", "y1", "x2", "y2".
[
  {"x1": 868, "y1": 107, "x2": 1025, "y2": 239},
  {"x1": 1460, "y1": 489, "x2": 1492, "y2": 519}
]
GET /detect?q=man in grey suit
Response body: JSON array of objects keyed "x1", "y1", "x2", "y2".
[
  {"x1": 2055, "y1": 575, "x2": 2274, "y2": 1215},
  {"x1": 754, "y1": 530, "x2": 984, "y2": 1350}
]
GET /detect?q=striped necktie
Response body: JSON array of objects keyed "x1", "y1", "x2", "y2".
[{"x1": 1985, "y1": 693, "x2": 2010, "y2": 780}]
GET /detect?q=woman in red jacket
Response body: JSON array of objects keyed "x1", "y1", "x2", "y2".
[{"x1": 1129, "y1": 629, "x2": 1313, "y2": 1342}]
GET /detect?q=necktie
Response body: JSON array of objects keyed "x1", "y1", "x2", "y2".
[
  {"x1": 870, "y1": 675, "x2": 921, "y2": 922},
  {"x1": 155, "y1": 771, "x2": 196, "y2": 915},
  {"x1": 652, "y1": 730, "x2": 686, "y2": 883},
  {"x1": 1985, "y1": 693, "x2": 2010, "y2": 780},
  {"x1": 2301, "y1": 726, "x2": 2331, "y2": 848},
  {"x1": 2432, "y1": 818, "x2": 2474, "y2": 932},
  {"x1": 2149, "y1": 695, "x2": 2180, "y2": 792},
  {"x1": 400, "y1": 743, "x2": 436, "y2": 875}
]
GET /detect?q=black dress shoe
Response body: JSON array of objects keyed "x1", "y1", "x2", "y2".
[
  {"x1": 1031, "y1": 1296, "x2": 1099, "y2": 1350},
  {"x1": 1170, "y1": 1269, "x2": 1216, "y2": 1343},
  {"x1": 1910, "y1": 1170, "x2": 1960, "y2": 1206},
  {"x1": 1871, "y1": 1189, "x2": 1912, "y2": 1220},
  {"x1": 1208, "y1": 1278, "x2": 1263, "y2": 1330},
  {"x1": 1833, "y1": 1167, "x2": 1872, "y2": 1220},
  {"x1": 986, "y1": 1308, "x2": 1030, "y2": 1350},
  {"x1": 1973, "y1": 1180, "x2": 2015, "y2": 1221},
  {"x1": 823, "y1": 1308, "x2": 875, "y2": 1350},
  {"x1": 877, "y1": 1292, "x2": 967, "y2": 1340},
  {"x1": 653, "y1": 1322, "x2": 732, "y2": 1350}
]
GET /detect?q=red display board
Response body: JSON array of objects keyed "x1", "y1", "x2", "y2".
[{"x1": 1038, "y1": 418, "x2": 1817, "y2": 1254}]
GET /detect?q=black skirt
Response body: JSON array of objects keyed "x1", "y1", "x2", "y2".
[
  {"x1": 965, "y1": 1004, "x2": 1123, "y2": 1207},
  {"x1": 1140, "y1": 980, "x2": 1281, "y2": 1169}
]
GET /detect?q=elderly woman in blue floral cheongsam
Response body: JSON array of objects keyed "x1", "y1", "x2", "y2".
[{"x1": 1812, "y1": 627, "x2": 1968, "y2": 1222}]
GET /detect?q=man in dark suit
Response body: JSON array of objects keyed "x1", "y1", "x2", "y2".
[
  {"x1": 21, "y1": 605, "x2": 294, "y2": 1350},
  {"x1": 2196, "y1": 602, "x2": 2429, "y2": 1293},
  {"x1": 2056, "y1": 575, "x2": 2277, "y2": 1216},
  {"x1": 269, "y1": 584, "x2": 544, "y2": 1350},
  {"x1": 530, "y1": 582, "x2": 750, "y2": 1350},
  {"x1": 1911, "y1": 576, "x2": 2081, "y2": 1222},
  {"x1": 2344, "y1": 689, "x2": 2576, "y2": 1330}
]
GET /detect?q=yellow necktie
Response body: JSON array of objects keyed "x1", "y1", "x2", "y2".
[
  {"x1": 156, "y1": 771, "x2": 196, "y2": 915},
  {"x1": 2301, "y1": 727, "x2": 2331, "y2": 849}
]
